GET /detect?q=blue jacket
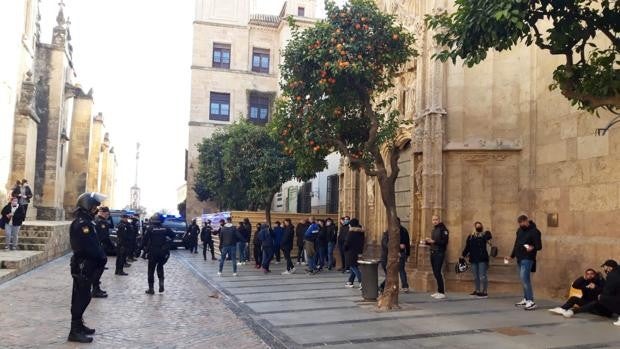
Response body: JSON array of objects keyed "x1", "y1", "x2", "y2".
[
  {"x1": 304, "y1": 223, "x2": 319, "y2": 241},
  {"x1": 258, "y1": 227, "x2": 274, "y2": 248},
  {"x1": 273, "y1": 226, "x2": 284, "y2": 246}
]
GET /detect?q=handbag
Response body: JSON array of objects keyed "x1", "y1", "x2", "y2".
[{"x1": 487, "y1": 240, "x2": 498, "y2": 258}]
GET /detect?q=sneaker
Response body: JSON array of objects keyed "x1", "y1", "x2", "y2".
[
  {"x1": 401, "y1": 288, "x2": 410, "y2": 293},
  {"x1": 430, "y1": 293, "x2": 439, "y2": 298},
  {"x1": 469, "y1": 291, "x2": 478, "y2": 297},
  {"x1": 613, "y1": 318, "x2": 620, "y2": 326},
  {"x1": 233, "y1": 273, "x2": 238, "y2": 277},
  {"x1": 476, "y1": 292, "x2": 488, "y2": 299},
  {"x1": 217, "y1": 272, "x2": 222, "y2": 276},
  {"x1": 524, "y1": 300, "x2": 537, "y2": 310},
  {"x1": 345, "y1": 282, "x2": 354, "y2": 288},
  {"x1": 515, "y1": 298, "x2": 527, "y2": 307},
  {"x1": 237, "y1": 262, "x2": 243, "y2": 266},
  {"x1": 290, "y1": 267, "x2": 296, "y2": 274},
  {"x1": 549, "y1": 307, "x2": 567, "y2": 315},
  {"x1": 563, "y1": 309, "x2": 574, "y2": 318},
  {"x1": 434, "y1": 293, "x2": 447, "y2": 299},
  {"x1": 358, "y1": 285, "x2": 363, "y2": 290},
  {"x1": 281, "y1": 270, "x2": 291, "y2": 275}
]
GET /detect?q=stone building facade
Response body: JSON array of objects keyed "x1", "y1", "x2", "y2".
[
  {"x1": 187, "y1": 0, "x2": 337, "y2": 220},
  {"x1": 338, "y1": 0, "x2": 620, "y2": 298},
  {"x1": 1, "y1": 0, "x2": 117, "y2": 220}
]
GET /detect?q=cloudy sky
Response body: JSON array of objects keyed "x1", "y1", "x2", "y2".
[{"x1": 38, "y1": 0, "x2": 335, "y2": 214}]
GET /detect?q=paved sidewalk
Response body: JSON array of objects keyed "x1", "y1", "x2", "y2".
[
  {"x1": 0, "y1": 252, "x2": 267, "y2": 349},
  {"x1": 179, "y1": 252, "x2": 620, "y2": 349}
]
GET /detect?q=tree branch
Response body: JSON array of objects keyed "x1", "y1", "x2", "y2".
[{"x1": 388, "y1": 147, "x2": 400, "y2": 183}]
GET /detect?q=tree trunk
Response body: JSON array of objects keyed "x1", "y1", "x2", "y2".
[
  {"x1": 376, "y1": 175, "x2": 402, "y2": 310},
  {"x1": 265, "y1": 196, "x2": 273, "y2": 227}
]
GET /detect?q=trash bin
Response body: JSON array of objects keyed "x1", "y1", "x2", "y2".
[{"x1": 358, "y1": 259, "x2": 380, "y2": 301}]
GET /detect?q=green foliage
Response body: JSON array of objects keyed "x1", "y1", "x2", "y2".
[
  {"x1": 177, "y1": 199, "x2": 186, "y2": 218},
  {"x1": 193, "y1": 121, "x2": 296, "y2": 211},
  {"x1": 271, "y1": 0, "x2": 417, "y2": 177},
  {"x1": 426, "y1": 0, "x2": 619, "y2": 113}
]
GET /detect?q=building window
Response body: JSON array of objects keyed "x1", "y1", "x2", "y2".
[
  {"x1": 212, "y1": 43, "x2": 231, "y2": 69},
  {"x1": 209, "y1": 92, "x2": 230, "y2": 121},
  {"x1": 252, "y1": 48, "x2": 270, "y2": 74},
  {"x1": 326, "y1": 174, "x2": 339, "y2": 214},
  {"x1": 297, "y1": 182, "x2": 312, "y2": 214},
  {"x1": 298, "y1": 7, "x2": 305, "y2": 16},
  {"x1": 248, "y1": 93, "x2": 270, "y2": 124}
]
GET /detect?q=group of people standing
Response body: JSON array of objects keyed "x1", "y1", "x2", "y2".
[{"x1": 0, "y1": 179, "x2": 32, "y2": 251}]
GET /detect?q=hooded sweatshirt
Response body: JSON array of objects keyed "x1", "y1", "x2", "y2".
[{"x1": 220, "y1": 223, "x2": 242, "y2": 247}]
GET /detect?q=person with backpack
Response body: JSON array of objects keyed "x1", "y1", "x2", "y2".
[{"x1": 462, "y1": 221, "x2": 493, "y2": 298}]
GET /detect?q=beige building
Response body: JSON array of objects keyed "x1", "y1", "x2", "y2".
[
  {"x1": 338, "y1": 0, "x2": 620, "y2": 299},
  {"x1": 186, "y1": 0, "x2": 319, "y2": 220},
  {"x1": 1, "y1": 0, "x2": 117, "y2": 220}
]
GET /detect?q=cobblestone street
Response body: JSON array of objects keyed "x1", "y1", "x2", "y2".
[{"x1": 0, "y1": 252, "x2": 267, "y2": 349}]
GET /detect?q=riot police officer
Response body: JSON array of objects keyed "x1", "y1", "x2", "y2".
[
  {"x1": 142, "y1": 214, "x2": 175, "y2": 294},
  {"x1": 188, "y1": 218, "x2": 200, "y2": 253},
  {"x1": 68, "y1": 192, "x2": 107, "y2": 343},
  {"x1": 127, "y1": 215, "x2": 139, "y2": 262},
  {"x1": 201, "y1": 220, "x2": 215, "y2": 261},
  {"x1": 115, "y1": 214, "x2": 131, "y2": 276},
  {"x1": 92, "y1": 207, "x2": 112, "y2": 298}
]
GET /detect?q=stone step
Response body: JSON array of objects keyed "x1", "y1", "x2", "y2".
[
  {"x1": 0, "y1": 236, "x2": 49, "y2": 244},
  {"x1": 0, "y1": 243, "x2": 47, "y2": 251},
  {"x1": 0, "y1": 250, "x2": 45, "y2": 269},
  {"x1": 0, "y1": 268, "x2": 18, "y2": 284}
]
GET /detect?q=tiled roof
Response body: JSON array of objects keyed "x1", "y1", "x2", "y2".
[{"x1": 249, "y1": 14, "x2": 281, "y2": 27}]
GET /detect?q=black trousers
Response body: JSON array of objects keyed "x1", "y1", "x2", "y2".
[
  {"x1": 338, "y1": 242, "x2": 347, "y2": 269},
  {"x1": 203, "y1": 241, "x2": 215, "y2": 260},
  {"x1": 70, "y1": 275, "x2": 93, "y2": 321},
  {"x1": 92, "y1": 256, "x2": 107, "y2": 290},
  {"x1": 283, "y1": 248, "x2": 294, "y2": 271},
  {"x1": 274, "y1": 245, "x2": 281, "y2": 262},
  {"x1": 254, "y1": 243, "x2": 262, "y2": 266},
  {"x1": 430, "y1": 250, "x2": 446, "y2": 294},
  {"x1": 296, "y1": 244, "x2": 305, "y2": 262},
  {"x1": 574, "y1": 300, "x2": 615, "y2": 317},
  {"x1": 115, "y1": 246, "x2": 126, "y2": 273},
  {"x1": 147, "y1": 254, "x2": 167, "y2": 285},
  {"x1": 190, "y1": 238, "x2": 198, "y2": 253}
]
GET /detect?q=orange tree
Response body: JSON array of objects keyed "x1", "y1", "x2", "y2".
[{"x1": 271, "y1": 0, "x2": 416, "y2": 309}]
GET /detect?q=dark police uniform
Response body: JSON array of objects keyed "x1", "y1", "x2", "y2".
[
  {"x1": 188, "y1": 221, "x2": 200, "y2": 253},
  {"x1": 93, "y1": 215, "x2": 112, "y2": 295},
  {"x1": 143, "y1": 224, "x2": 175, "y2": 293},
  {"x1": 69, "y1": 209, "x2": 106, "y2": 341},
  {"x1": 115, "y1": 219, "x2": 131, "y2": 275},
  {"x1": 201, "y1": 223, "x2": 215, "y2": 260}
]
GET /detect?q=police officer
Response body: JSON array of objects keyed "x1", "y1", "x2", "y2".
[
  {"x1": 68, "y1": 192, "x2": 107, "y2": 343},
  {"x1": 92, "y1": 207, "x2": 112, "y2": 298},
  {"x1": 115, "y1": 214, "x2": 131, "y2": 276},
  {"x1": 188, "y1": 218, "x2": 200, "y2": 253},
  {"x1": 126, "y1": 215, "x2": 138, "y2": 262},
  {"x1": 143, "y1": 213, "x2": 175, "y2": 294},
  {"x1": 201, "y1": 219, "x2": 215, "y2": 261}
]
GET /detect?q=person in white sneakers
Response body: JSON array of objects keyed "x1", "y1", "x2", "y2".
[
  {"x1": 563, "y1": 260, "x2": 620, "y2": 326},
  {"x1": 425, "y1": 215, "x2": 449, "y2": 299},
  {"x1": 506, "y1": 215, "x2": 542, "y2": 311},
  {"x1": 549, "y1": 268, "x2": 604, "y2": 316}
]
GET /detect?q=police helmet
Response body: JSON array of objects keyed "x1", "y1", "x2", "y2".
[
  {"x1": 76, "y1": 192, "x2": 107, "y2": 213},
  {"x1": 455, "y1": 257, "x2": 469, "y2": 274}
]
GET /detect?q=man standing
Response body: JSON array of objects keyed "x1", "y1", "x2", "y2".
[
  {"x1": 281, "y1": 219, "x2": 296, "y2": 275},
  {"x1": 143, "y1": 214, "x2": 175, "y2": 294},
  {"x1": 304, "y1": 217, "x2": 320, "y2": 274},
  {"x1": 295, "y1": 219, "x2": 308, "y2": 264},
  {"x1": 201, "y1": 220, "x2": 215, "y2": 261},
  {"x1": 425, "y1": 215, "x2": 449, "y2": 299},
  {"x1": 326, "y1": 218, "x2": 337, "y2": 270},
  {"x1": 337, "y1": 216, "x2": 350, "y2": 272},
  {"x1": 398, "y1": 218, "x2": 411, "y2": 292},
  {"x1": 506, "y1": 215, "x2": 543, "y2": 311},
  {"x1": 114, "y1": 214, "x2": 131, "y2": 276},
  {"x1": 272, "y1": 221, "x2": 284, "y2": 264},
  {"x1": 91, "y1": 207, "x2": 112, "y2": 298},
  {"x1": 1, "y1": 198, "x2": 26, "y2": 250},
  {"x1": 218, "y1": 217, "x2": 243, "y2": 276},
  {"x1": 67, "y1": 192, "x2": 107, "y2": 343},
  {"x1": 187, "y1": 219, "x2": 200, "y2": 254},
  {"x1": 258, "y1": 223, "x2": 274, "y2": 273}
]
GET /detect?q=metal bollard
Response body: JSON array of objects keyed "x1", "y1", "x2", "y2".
[{"x1": 358, "y1": 259, "x2": 380, "y2": 301}]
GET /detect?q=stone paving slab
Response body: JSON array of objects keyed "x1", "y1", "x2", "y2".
[
  {"x1": 0, "y1": 252, "x2": 267, "y2": 349},
  {"x1": 178, "y1": 251, "x2": 620, "y2": 349}
]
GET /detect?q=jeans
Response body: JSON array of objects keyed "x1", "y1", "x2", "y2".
[
  {"x1": 237, "y1": 241, "x2": 247, "y2": 262},
  {"x1": 4, "y1": 224, "x2": 21, "y2": 249},
  {"x1": 471, "y1": 262, "x2": 489, "y2": 292},
  {"x1": 262, "y1": 247, "x2": 273, "y2": 270},
  {"x1": 430, "y1": 250, "x2": 445, "y2": 294},
  {"x1": 518, "y1": 259, "x2": 534, "y2": 301},
  {"x1": 317, "y1": 245, "x2": 327, "y2": 268},
  {"x1": 327, "y1": 242, "x2": 336, "y2": 269},
  {"x1": 219, "y1": 245, "x2": 237, "y2": 273},
  {"x1": 273, "y1": 244, "x2": 281, "y2": 262},
  {"x1": 399, "y1": 255, "x2": 409, "y2": 288},
  {"x1": 348, "y1": 265, "x2": 362, "y2": 284}
]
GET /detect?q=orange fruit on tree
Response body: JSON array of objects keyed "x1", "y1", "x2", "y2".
[{"x1": 392, "y1": 34, "x2": 399, "y2": 40}]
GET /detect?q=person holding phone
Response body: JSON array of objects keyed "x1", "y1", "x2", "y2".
[{"x1": 506, "y1": 215, "x2": 542, "y2": 311}]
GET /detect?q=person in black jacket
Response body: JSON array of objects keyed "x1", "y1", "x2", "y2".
[
  {"x1": 187, "y1": 219, "x2": 200, "y2": 254},
  {"x1": 425, "y1": 215, "x2": 449, "y2": 299},
  {"x1": 506, "y1": 215, "x2": 542, "y2": 310},
  {"x1": 549, "y1": 268, "x2": 604, "y2": 315},
  {"x1": 316, "y1": 219, "x2": 328, "y2": 270},
  {"x1": 114, "y1": 214, "x2": 132, "y2": 276},
  {"x1": 67, "y1": 192, "x2": 107, "y2": 343},
  {"x1": 338, "y1": 216, "x2": 350, "y2": 272},
  {"x1": 281, "y1": 219, "x2": 296, "y2": 274},
  {"x1": 326, "y1": 218, "x2": 337, "y2": 270},
  {"x1": 218, "y1": 217, "x2": 243, "y2": 276},
  {"x1": 462, "y1": 222, "x2": 492, "y2": 298},
  {"x1": 92, "y1": 207, "x2": 113, "y2": 298},
  {"x1": 378, "y1": 219, "x2": 411, "y2": 293},
  {"x1": 143, "y1": 214, "x2": 176, "y2": 294},
  {"x1": 344, "y1": 219, "x2": 365, "y2": 288},
  {"x1": 564, "y1": 260, "x2": 620, "y2": 326},
  {"x1": 258, "y1": 223, "x2": 275, "y2": 273},
  {"x1": 201, "y1": 220, "x2": 216, "y2": 261},
  {"x1": 295, "y1": 219, "x2": 308, "y2": 264},
  {"x1": 1, "y1": 197, "x2": 26, "y2": 251},
  {"x1": 253, "y1": 223, "x2": 263, "y2": 268}
]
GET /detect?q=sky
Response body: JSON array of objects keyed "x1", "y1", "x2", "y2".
[{"x1": 37, "y1": 0, "x2": 338, "y2": 214}]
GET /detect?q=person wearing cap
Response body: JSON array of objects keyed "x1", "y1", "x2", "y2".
[
  {"x1": 114, "y1": 214, "x2": 131, "y2": 276},
  {"x1": 563, "y1": 260, "x2": 620, "y2": 326},
  {"x1": 67, "y1": 192, "x2": 107, "y2": 343}
]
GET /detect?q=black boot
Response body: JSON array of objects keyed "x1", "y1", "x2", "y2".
[
  {"x1": 159, "y1": 279, "x2": 165, "y2": 293},
  {"x1": 145, "y1": 283, "x2": 155, "y2": 295},
  {"x1": 115, "y1": 270, "x2": 128, "y2": 276},
  {"x1": 92, "y1": 288, "x2": 108, "y2": 298},
  {"x1": 68, "y1": 321, "x2": 93, "y2": 343},
  {"x1": 79, "y1": 319, "x2": 96, "y2": 335}
]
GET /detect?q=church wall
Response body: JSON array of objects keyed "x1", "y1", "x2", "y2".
[{"x1": 64, "y1": 94, "x2": 93, "y2": 215}]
